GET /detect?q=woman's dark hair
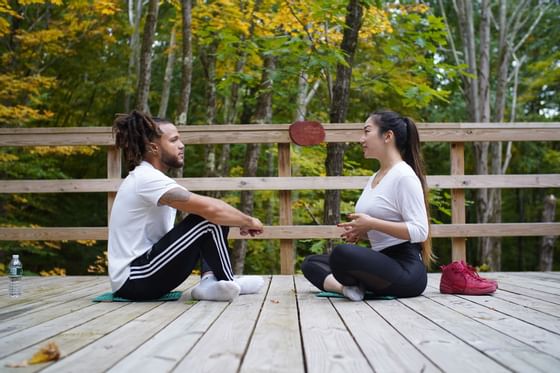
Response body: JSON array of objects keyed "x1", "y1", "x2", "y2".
[
  {"x1": 112, "y1": 110, "x2": 163, "y2": 171},
  {"x1": 368, "y1": 110, "x2": 434, "y2": 266}
]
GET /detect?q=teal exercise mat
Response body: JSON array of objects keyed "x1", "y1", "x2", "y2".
[
  {"x1": 316, "y1": 291, "x2": 396, "y2": 300},
  {"x1": 93, "y1": 291, "x2": 183, "y2": 302}
]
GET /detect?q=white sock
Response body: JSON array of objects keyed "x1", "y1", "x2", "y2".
[
  {"x1": 235, "y1": 276, "x2": 264, "y2": 295},
  {"x1": 342, "y1": 285, "x2": 364, "y2": 301},
  {"x1": 191, "y1": 275, "x2": 240, "y2": 301}
]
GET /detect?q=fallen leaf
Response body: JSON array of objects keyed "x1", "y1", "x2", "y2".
[{"x1": 5, "y1": 341, "x2": 60, "y2": 368}]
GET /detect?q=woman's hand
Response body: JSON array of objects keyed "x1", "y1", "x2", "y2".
[{"x1": 337, "y1": 213, "x2": 374, "y2": 243}]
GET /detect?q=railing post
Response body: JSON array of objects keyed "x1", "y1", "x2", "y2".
[
  {"x1": 450, "y1": 142, "x2": 466, "y2": 261},
  {"x1": 107, "y1": 146, "x2": 121, "y2": 223},
  {"x1": 278, "y1": 143, "x2": 294, "y2": 274}
]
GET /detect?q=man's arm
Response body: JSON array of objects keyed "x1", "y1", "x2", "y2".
[{"x1": 159, "y1": 187, "x2": 263, "y2": 233}]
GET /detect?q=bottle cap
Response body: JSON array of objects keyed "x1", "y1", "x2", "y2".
[{"x1": 13, "y1": 254, "x2": 19, "y2": 259}]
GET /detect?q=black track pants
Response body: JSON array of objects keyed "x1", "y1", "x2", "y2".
[
  {"x1": 115, "y1": 214, "x2": 234, "y2": 300},
  {"x1": 301, "y1": 241, "x2": 427, "y2": 298}
]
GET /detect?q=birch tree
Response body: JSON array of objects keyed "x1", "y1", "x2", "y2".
[
  {"x1": 135, "y1": 0, "x2": 160, "y2": 113},
  {"x1": 125, "y1": 0, "x2": 143, "y2": 112},
  {"x1": 440, "y1": 0, "x2": 550, "y2": 269},
  {"x1": 158, "y1": 25, "x2": 177, "y2": 118},
  {"x1": 176, "y1": 0, "x2": 193, "y2": 126}
]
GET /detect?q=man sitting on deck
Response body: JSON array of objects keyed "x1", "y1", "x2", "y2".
[{"x1": 108, "y1": 111, "x2": 264, "y2": 301}]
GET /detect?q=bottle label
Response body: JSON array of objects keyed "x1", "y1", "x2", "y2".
[{"x1": 9, "y1": 267, "x2": 22, "y2": 276}]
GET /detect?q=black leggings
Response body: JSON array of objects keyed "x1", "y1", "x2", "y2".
[
  {"x1": 301, "y1": 242, "x2": 427, "y2": 298},
  {"x1": 115, "y1": 214, "x2": 233, "y2": 300}
]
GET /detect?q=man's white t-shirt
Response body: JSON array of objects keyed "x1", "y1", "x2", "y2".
[
  {"x1": 355, "y1": 161, "x2": 428, "y2": 251},
  {"x1": 108, "y1": 161, "x2": 190, "y2": 292}
]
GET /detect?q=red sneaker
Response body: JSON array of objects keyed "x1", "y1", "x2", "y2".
[
  {"x1": 460, "y1": 260, "x2": 499, "y2": 289},
  {"x1": 440, "y1": 261, "x2": 497, "y2": 295}
]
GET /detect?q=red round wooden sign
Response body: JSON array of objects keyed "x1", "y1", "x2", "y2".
[{"x1": 289, "y1": 121, "x2": 325, "y2": 146}]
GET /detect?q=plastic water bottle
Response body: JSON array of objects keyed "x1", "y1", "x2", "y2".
[{"x1": 8, "y1": 254, "x2": 23, "y2": 298}]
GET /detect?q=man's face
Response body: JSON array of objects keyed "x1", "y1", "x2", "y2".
[{"x1": 156, "y1": 123, "x2": 184, "y2": 169}]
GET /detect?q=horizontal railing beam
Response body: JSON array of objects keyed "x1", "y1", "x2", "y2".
[
  {"x1": 1, "y1": 223, "x2": 558, "y2": 241},
  {"x1": 2, "y1": 123, "x2": 560, "y2": 146},
  {"x1": 2, "y1": 174, "x2": 559, "y2": 193}
]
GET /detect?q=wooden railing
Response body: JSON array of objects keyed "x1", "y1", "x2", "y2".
[{"x1": 1, "y1": 123, "x2": 560, "y2": 274}]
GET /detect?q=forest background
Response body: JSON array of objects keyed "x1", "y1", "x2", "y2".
[{"x1": 0, "y1": 0, "x2": 558, "y2": 276}]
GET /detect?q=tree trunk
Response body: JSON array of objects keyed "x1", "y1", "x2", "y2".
[
  {"x1": 170, "y1": 0, "x2": 193, "y2": 214},
  {"x1": 158, "y1": 25, "x2": 177, "y2": 118},
  {"x1": 125, "y1": 0, "x2": 143, "y2": 112},
  {"x1": 323, "y1": 0, "x2": 363, "y2": 253},
  {"x1": 539, "y1": 195, "x2": 557, "y2": 271},
  {"x1": 232, "y1": 55, "x2": 276, "y2": 274},
  {"x1": 135, "y1": 0, "x2": 160, "y2": 113},
  {"x1": 217, "y1": 0, "x2": 263, "y2": 181},
  {"x1": 295, "y1": 71, "x2": 321, "y2": 122},
  {"x1": 201, "y1": 39, "x2": 219, "y2": 180},
  {"x1": 448, "y1": 0, "x2": 546, "y2": 270},
  {"x1": 176, "y1": 0, "x2": 193, "y2": 126}
]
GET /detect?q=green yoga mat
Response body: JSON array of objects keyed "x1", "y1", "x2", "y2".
[
  {"x1": 316, "y1": 291, "x2": 396, "y2": 300},
  {"x1": 93, "y1": 291, "x2": 183, "y2": 302}
]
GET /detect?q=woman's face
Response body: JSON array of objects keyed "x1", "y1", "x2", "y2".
[{"x1": 359, "y1": 118, "x2": 386, "y2": 159}]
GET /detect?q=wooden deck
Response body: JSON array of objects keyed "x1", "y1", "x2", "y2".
[{"x1": 1, "y1": 273, "x2": 559, "y2": 372}]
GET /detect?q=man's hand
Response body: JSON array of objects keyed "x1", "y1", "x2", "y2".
[{"x1": 240, "y1": 217, "x2": 264, "y2": 237}]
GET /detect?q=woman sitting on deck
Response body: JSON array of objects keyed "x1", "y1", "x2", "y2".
[
  {"x1": 108, "y1": 111, "x2": 264, "y2": 301},
  {"x1": 302, "y1": 110, "x2": 433, "y2": 301}
]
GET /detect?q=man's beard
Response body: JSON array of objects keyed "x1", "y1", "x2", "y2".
[{"x1": 161, "y1": 150, "x2": 183, "y2": 169}]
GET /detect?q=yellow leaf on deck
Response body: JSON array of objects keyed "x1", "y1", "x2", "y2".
[
  {"x1": 28, "y1": 341, "x2": 60, "y2": 364},
  {"x1": 5, "y1": 341, "x2": 60, "y2": 368}
]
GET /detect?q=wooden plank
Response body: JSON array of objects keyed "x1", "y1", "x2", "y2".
[
  {"x1": 105, "y1": 300, "x2": 229, "y2": 372},
  {"x1": 0, "y1": 282, "x2": 110, "y2": 338},
  {"x1": 0, "y1": 301, "x2": 127, "y2": 359},
  {"x1": 487, "y1": 274, "x2": 560, "y2": 296},
  {"x1": 502, "y1": 272, "x2": 560, "y2": 289},
  {"x1": 515, "y1": 272, "x2": 560, "y2": 282},
  {"x1": 427, "y1": 276, "x2": 560, "y2": 332},
  {"x1": 429, "y1": 223, "x2": 560, "y2": 237},
  {"x1": 0, "y1": 276, "x2": 60, "y2": 297},
  {"x1": 2, "y1": 174, "x2": 559, "y2": 193},
  {"x1": 240, "y1": 276, "x2": 304, "y2": 373},
  {"x1": 493, "y1": 290, "x2": 560, "y2": 318},
  {"x1": 429, "y1": 273, "x2": 560, "y2": 305},
  {"x1": 2, "y1": 123, "x2": 560, "y2": 146},
  {"x1": 400, "y1": 286, "x2": 560, "y2": 372},
  {"x1": 0, "y1": 302, "x2": 161, "y2": 373},
  {"x1": 294, "y1": 276, "x2": 373, "y2": 373},
  {"x1": 172, "y1": 278, "x2": 269, "y2": 372},
  {"x1": 40, "y1": 302, "x2": 190, "y2": 372},
  {"x1": 450, "y1": 142, "x2": 466, "y2": 261},
  {"x1": 425, "y1": 276, "x2": 560, "y2": 357},
  {"x1": 107, "y1": 146, "x2": 121, "y2": 221},
  {"x1": 278, "y1": 143, "x2": 294, "y2": 275},
  {"x1": 0, "y1": 276, "x2": 102, "y2": 309},
  {"x1": 369, "y1": 296, "x2": 510, "y2": 372},
  {"x1": 1, "y1": 223, "x2": 559, "y2": 241},
  {"x1": 455, "y1": 292, "x2": 560, "y2": 334},
  {"x1": 330, "y1": 297, "x2": 440, "y2": 372}
]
